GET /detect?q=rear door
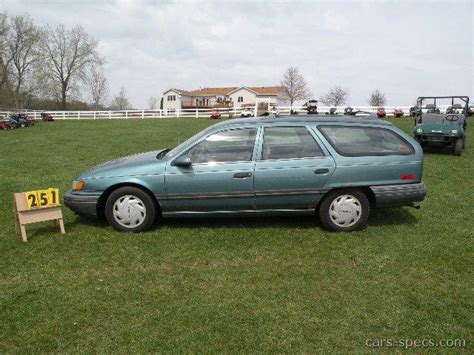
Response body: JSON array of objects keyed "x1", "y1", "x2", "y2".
[{"x1": 254, "y1": 125, "x2": 336, "y2": 210}]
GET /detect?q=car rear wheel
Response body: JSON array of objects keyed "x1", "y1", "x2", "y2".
[
  {"x1": 319, "y1": 190, "x2": 370, "y2": 232},
  {"x1": 105, "y1": 186, "x2": 156, "y2": 232}
]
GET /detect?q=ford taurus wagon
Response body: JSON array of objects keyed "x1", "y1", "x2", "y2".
[{"x1": 64, "y1": 116, "x2": 427, "y2": 232}]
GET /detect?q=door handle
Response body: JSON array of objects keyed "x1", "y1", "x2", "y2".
[
  {"x1": 234, "y1": 171, "x2": 252, "y2": 179},
  {"x1": 314, "y1": 168, "x2": 329, "y2": 175}
]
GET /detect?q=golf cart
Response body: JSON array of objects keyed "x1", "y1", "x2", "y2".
[{"x1": 413, "y1": 96, "x2": 469, "y2": 156}]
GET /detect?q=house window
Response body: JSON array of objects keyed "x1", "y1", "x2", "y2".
[
  {"x1": 167, "y1": 95, "x2": 176, "y2": 101},
  {"x1": 238, "y1": 96, "x2": 243, "y2": 103}
]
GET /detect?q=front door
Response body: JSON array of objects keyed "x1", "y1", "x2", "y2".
[
  {"x1": 254, "y1": 126, "x2": 336, "y2": 210},
  {"x1": 163, "y1": 127, "x2": 258, "y2": 213}
]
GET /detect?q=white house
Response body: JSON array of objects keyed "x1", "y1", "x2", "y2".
[{"x1": 162, "y1": 86, "x2": 290, "y2": 111}]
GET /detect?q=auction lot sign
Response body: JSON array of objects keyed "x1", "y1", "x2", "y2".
[{"x1": 14, "y1": 188, "x2": 65, "y2": 242}]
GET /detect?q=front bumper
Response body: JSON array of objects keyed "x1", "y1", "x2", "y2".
[
  {"x1": 371, "y1": 183, "x2": 427, "y2": 208},
  {"x1": 63, "y1": 190, "x2": 100, "y2": 217}
]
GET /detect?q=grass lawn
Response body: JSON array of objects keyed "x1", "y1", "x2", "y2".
[{"x1": 0, "y1": 117, "x2": 472, "y2": 353}]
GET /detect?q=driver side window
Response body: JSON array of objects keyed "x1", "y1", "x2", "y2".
[{"x1": 187, "y1": 128, "x2": 257, "y2": 164}]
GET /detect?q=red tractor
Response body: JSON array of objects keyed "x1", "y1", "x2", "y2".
[
  {"x1": 210, "y1": 110, "x2": 222, "y2": 119},
  {"x1": 394, "y1": 108, "x2": 404, "y2": 117},
  {"x1": 41, "y1": 112, "x2": 54, "y2": 122},
  {"x1": 376, "y1": 107, "x2": 386, "y2": 118},
  {"x1": 0, "y1": 120, "x2": 12, "y2": 130},
  {"x1": 26, "y1": 115, "x2": 38, "y2": 125},
  {"x1": 306, "y1": 100, "x2": 318, "y2": 114}
]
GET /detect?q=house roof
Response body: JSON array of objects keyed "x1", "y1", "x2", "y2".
[{"x1": 163, "y1": 86, "x2": 287, "y2": 97}]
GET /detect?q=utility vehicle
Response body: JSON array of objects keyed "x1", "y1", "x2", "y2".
[{"x1": 413, "y1": 96, "x2": 468, "y2": 156}]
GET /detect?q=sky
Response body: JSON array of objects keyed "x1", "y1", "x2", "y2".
[{"x1": 3, "y1": 0, "x2": 473, "y2": 108}]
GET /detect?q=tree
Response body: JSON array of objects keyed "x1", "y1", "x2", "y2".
[
  {"x1": 148, "y1": 96, "x2": 158, "y2": 110},
  {"x1": 319, "y1": 86, "x2": 349, "y2": 106},
  {"x1": 41, "y1": 24, "x2": 102, "y2": 109},
  {"x1": 111, "y1": 86, "x2": 129, "y2": 110},
  {"x1": 87, "y1": 66, "x2": 108, "y2": 109},
  {"x1": 0, "y1": 13, "x2": 12, "y2": 105},
  {"x1": 368, "y1": 89, "x2": 387, "y2": 107},
  {"x1": 280, "y1": 66, "x2": 311, "y2": 106},
  {"x1": 6, "y1": 15, "x2": 42, "y2": 108}
]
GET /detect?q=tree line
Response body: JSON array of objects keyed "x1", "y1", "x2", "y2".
[
  {"x1": 281, "y1": 66, "x2": 388, "y2": 107},
  {"x1": 0, "y1": 13, "x2": 131, "y2": 111}
]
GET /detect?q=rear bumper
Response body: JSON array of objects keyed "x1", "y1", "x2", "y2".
[
  {"x1": 63, "y1": 190, "x2": 100, "y2": 217},
  {"x1": 370, "y1": 183, "x2": 427, "y2": 208}
]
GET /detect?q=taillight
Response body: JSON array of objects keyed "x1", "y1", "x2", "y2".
[{"x1": 400, "y1": 174, "x2": 416, "y2": 180}]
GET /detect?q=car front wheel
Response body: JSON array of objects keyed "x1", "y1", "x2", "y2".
[
  {"x1": 319, "y1": 190, "x2": 370, "y2": 232},
  {"x1": 105, "y1": 186, "x2": 157, "y2": 232}
]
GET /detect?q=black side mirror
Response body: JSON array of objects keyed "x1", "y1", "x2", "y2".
[{"x1": 173, "y1": 155, "x2": 192, "y2": 167}]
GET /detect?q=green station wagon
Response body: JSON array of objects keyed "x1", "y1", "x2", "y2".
[{"x1": 64, "y1": 116, "x2": 427, "y2": 232}]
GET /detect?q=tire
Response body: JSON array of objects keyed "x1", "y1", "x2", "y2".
[
  {"x1": 415, "y1": 136, "x2": 426, "y2": 148},
  {"x1": 318, "y1": 189, "x2": 370, "y2": 232},
  {"x1": 105, "y1": 186, "x2": 157, "y2": 232},
  {"x1": 453, "y1": 138, "x2": 463, "y2": 156}
]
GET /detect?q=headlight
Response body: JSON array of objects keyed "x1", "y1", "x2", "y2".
[
  {"x1": 416, "y1": 128, "x2": 422, "y2": 133},
  {"x1": 451, "y1": 129, "x2": 458, "y2": 134},
  {"x1": 72, "y1": 180, "x2": 85, "y2": 191}
]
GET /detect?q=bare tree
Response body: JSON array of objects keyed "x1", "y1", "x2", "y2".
[
  {"x1": 41, "y1": 24, "x2": 102, "y2": 109},
  {"x1": 0, "y1": 13, "x2": 11, "y2": 93},
  {"x1": 6, "y1": 15, "x2": 42, "y2": 108},
  {"x1": 368, "y1": 89, "x2": 387, "y2": 107},
  {"x1": 87, "y1": 66, "x2": 108, "y2": 109},
  {"x1": 111, "y1": 86, "x2": 129, "y2": 110},
  {"x1": 319, "y1": 86, "x2": 349, "y2": 106},
  {"x1": 148, "y1": 96, "x2": 158, "y2": 110},
  {"x1": 280, "y1": 66, "x2": 311, "y2": 106}
]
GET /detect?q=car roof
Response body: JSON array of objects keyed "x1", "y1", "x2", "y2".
[{"x1": 214, "y1": 115, "x2": 392, "y2": 128}]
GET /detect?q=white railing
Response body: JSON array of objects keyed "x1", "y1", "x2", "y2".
[{"x1": 0, "y1": 105, "x2": 456, "y2": 120}]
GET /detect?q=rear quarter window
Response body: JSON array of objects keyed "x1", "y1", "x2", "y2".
[{"x1": 318, "y1": 125, "x2": 415, "y2": 156}]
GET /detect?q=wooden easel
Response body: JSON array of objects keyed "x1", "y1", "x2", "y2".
[{"x1": 14, "y1": 192, "x2": 65, "y2": 242}]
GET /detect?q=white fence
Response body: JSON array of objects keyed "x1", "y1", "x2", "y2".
[{"x1": 0, "y1": 105, "x2": 440, "y2": 120}]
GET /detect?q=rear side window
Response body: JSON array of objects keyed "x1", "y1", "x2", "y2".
[
  {"x1": 318, "y1": 125, "x2": 414, "y2": 156},
  {"x1": 261, "y1": 126, "x2": 324, "y2": 160}
]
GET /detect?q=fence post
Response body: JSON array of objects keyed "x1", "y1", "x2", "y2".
[
  {"x1": 94, "y1": 111, "x2": 96, "y2": 120},
  {"x1": 125, "y1": 111, "x2": 128, "y2": 119},
  {"x1": 195, "y1": 109, "x2": 198, "y2": 118},
  {"x1": 63, "y1": 111, "x2": 65, "y2": 120},
  {"x1": 141, "y1": 110, "x2": 144, "y2": 119},
  {"x1": 159, "y1": 110, "x2": 162, "y2": 118},
  {"x1": 109, "y1": 111, "x2": 111, "y2": 119},
  {"x1": 177, "y1": 109, "x2": 180, "y2": 118},
  {"x1": 78, "y1": 111, "x2": 81, "y2": 120}
]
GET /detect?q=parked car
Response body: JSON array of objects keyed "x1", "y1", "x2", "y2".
[
  {"x1": 376, "y1": 107, "x2": 386, "y2": 118},
  {"x1": 240, "y1": 108, "x2": 254, "y2": 118},
  {"x1": 394, "y1": 108, "x2": 404, "y2": 117},
  {"x1": 41, "y1": 112, "x2": 55, "y2": 121},
  {"x1": 414, "y1": 96, "x2": 468, "y2": 156},
  {"x1": 65, "y1": 116, "x2": 427, "y2": 233},
  {"x1": 210, "y1": 110, "x2": 221, "y2": 119}
]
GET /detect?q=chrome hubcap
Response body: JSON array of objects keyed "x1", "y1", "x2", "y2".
[
  {"x1": 112, "y1": 195, "x2": 146, "y2": 228},
  {"x1": 329, "y1": 194, "x2": 362, "y2": 228}
]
